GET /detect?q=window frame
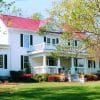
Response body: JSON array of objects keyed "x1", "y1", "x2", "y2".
[
  {"x1": 0, "y1": 55, "x2": 3, "y2": 68},
  {"x1": 46, "y1": 57, "x2": 57, "y2": 66},
  {"x1": 21, "y1": 55, "x2": 30, "y2": 70},
  {"x1": 0, "y1": 54, "x2": 7, "y2": 69},
  {"x1": 88, "y1": 60, "x2": 96, "y2": 68},
  {"x1": 20, "y1": 34, "x2": 33, "y2": 48},
  {"x1": 23, "y1": 34, "x2": 30, "y2": 48}
]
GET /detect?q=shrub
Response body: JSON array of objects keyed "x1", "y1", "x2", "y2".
[
  {"x1": 84, "y1": 74, "x2": 98, "y2": 81},
  {"x1": 95, "y1": 73, "x2": 100, "y2": 80},
  {"x1": 10, "y1": 71, "x2": 35, "y2": 82},
  {"x1": 33, "y1": 74, "x2": 49, "y2": 82},
  {"x1": 10, "y1": 71, "x2": 23, "y2": 81},
  {"x1": 48, "y1": 74, "x2": 67, "y2": 82}
]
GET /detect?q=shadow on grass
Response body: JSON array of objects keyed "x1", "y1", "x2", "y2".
[{"x1": 0, "y1": 85, "x2": 100, "y2": 100}]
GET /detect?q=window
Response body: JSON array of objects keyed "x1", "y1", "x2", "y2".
[
  {"x1": 24, "y1": 35, "x2": 29, "y2": 48},
  {"x1": 46, "y1": 57, "x2": 57, "y2": 66},
  {"x1": 21, "y1": 55, "x2": 30, "y2": 70},
  {"x1": 68, "y1": 40, "x2": 70, "y2": 46},
  {"x1": 20, "y1": 34, "x2": 33, "y2": 48},
  {"x1": 0, "y1": 55, "x2": 3, "y2": 68},
  {"x1": 74, "y1": 40, "x2": 77, "y2": 46},
  {"x1": 0, "y1": 55, "x2": 7, "y2": 69},
  {"x1": 24, "y1": 56, "x2": 29, "y2": 68},
  {"x1": 52, "y1": 39, "x2": 55, "y2": 45},
  {"x1": 56, "y1": 38, "x2": 59, "y2": 44},
  {"x1": 44, "y1": 36, "x2": 46, "y2": 43},
  {"x1": 88, "y1": 60, "x2": 96, "y2": 68},
  {"x1": 47, "y1": 38, "x2": 50, "y2": 44},
  {"x1": 74, "y1": 58, "x2": 78, "y2": 67},
  {"x1": 44, "y1": 36, "x2": 59, "y2": 45}
]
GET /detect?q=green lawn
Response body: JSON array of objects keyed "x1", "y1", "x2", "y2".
[{"x1": 0, "y1": 82, "x2": 100, "y2": 100}]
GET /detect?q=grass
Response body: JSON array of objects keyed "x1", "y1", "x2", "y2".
[{"x1": 0, "y1": 81, "x2": 100, "y2": 100}]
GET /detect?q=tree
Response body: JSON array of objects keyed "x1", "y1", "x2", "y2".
[
  {"x1": 49, "y1": 0, "x2": 100, "y2": 61},
  {"x1": 0, "y1": 0, "x2": 22, "y2": 34},
  {"x1": 0, "y1": 0, "x2": 22, "y2": 16},
  {"x1": 31, "y1": 12, "x2": 42, "y2": 20}
]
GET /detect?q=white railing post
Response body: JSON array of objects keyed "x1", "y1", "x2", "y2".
[
  {"x1": 57, "y1": 58, "x2": 61, "y2": 73},
  {"x1": 84, "y1": 58, "x2": 87, "y2": 74},
  {"x1": 71, "y1": 57, "x2": 75, "y2": 74},
  {"x1": 43, "y1": 55, "x2": 47, "y2": 73}
]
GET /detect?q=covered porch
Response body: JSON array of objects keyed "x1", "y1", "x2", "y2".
[
  {"x1": 29, "y1": 53, "x2": 87, "y2": 74},
  {"x1": 29, "y1": 54, "x2": 60, "y2": 74}
]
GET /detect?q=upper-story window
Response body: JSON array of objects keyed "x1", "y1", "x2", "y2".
[
  {"x1": 74, "y1": 40, "x2": 78, "y2": 46},
  {"x1": 24, "y1": 35, "x2": 29, "y2": 48},
  {"x1": 47, "y1": 38, "x2": 50, "y2": 44},
  {"x1": 52, "y1": 39, "x2": 55, "y2": 45},
  {"x1": 67, "y1": 40, "x2": 78, "y2": 46},
  {"x1": 20, "y1": 34, "x2": 33, "y2": 48},
  {"x1": 44, "y1": 36, "x2": 59, "y2": 45},
  {"x1": 56, "y1": 38, "x2": 59, "y2": 44},
  {"x1": 67, "y1": 40, "x2": 70, "y2": 46}
]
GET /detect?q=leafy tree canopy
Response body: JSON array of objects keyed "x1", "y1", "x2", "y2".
[{"x1": 49, "y1": 0, "x2": 100, "y2": 60}]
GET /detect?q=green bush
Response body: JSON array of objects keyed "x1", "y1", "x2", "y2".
[{"x1": 33, "y1": 74, "x2": 49, "y2": 82}]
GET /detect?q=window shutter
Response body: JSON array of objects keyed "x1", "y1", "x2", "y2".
[
  {"x1": 4, "y1": 54, "x2": 7, "y2": 69},
  {"x1": 94, "y1": 61, "x2": 96, "y2": 68},
  {"x1": 30, "y1": 35, "x2": 33, "y2": 45},
  {"x1": 75, "y1": 40, "x2": 77, "y2": 46},
  {"x1": 21, "y1": 55, "x2": 23, "y2": 70},
  {"x1": 74, "y1": 58, "x2": 78, "y2": 67},
  {"x1": 20, "y1": 34, "x2": 23, "y2": 47},
  {"x1": 88, "y1": 60, "x2": 91, "y2": 68},
  {"x1": 56, "y1": 38, "x2": 59, "y2": 44},
  {"x1": 44, "y1": 36, "x2": 46, "y2": 42}
]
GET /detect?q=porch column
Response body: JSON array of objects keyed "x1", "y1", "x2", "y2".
[
  {"x1": 71, "y1": 57, "x2": 75, "y2": 74},
  {"x1": 43, "y1": 55, "x2": 46, "y2": 73},
  {"x1": 84, "y1": 58, "x2": 87, "y2": 74},
  {"x1": 57, "y1": 58, "x2": 61, "y2": 73},
  {"x1": 57, "y1": 58, "x2": 61, "y2": 68}
]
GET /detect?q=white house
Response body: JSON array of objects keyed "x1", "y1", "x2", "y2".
[{"x1": 0, "y1": 15, "x2": 100, "y2": 77}]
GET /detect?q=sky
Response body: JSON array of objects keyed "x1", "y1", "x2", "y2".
[{"x1": 4, "y1": 0, "x2": 57, "y2": 18}]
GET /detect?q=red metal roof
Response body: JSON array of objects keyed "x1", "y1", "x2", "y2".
[
  {"x1": 0, "y1": 15, "x2": 48, "y2": 31},
  {"x1": 72, "y1": 32, "x2": 86, "y2": 39}
]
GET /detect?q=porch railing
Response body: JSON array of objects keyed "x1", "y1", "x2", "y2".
[
  {"x1": 32, "y1": 43, "x2": 56, "y2": 51},
  {"x1": 75, "y1": 67, "x2": 85, "y2": 74}
]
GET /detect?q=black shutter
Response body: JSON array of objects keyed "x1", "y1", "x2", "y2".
[
  {"x1": 88, "y1": 60, "x2": 91, "y2": 68},
  {"x1": 44, "y1": 36, "x2": 46, "y2": 42},
  {"x1": 4, "y1": 54, "x2": 7, "y2": 69},
  {"x1": 75, "y1": 40, "x2": 77, "y2": 46},
  {"x1": 21, "y1": 55, "x2": 23, "y2": 70},
  {"x1": 94, "y1": 61, "x2": 96, "y2": 68},
  {"x1": 20, "y1": 34, "x2": 23, "y2": 47},
  {"x1": 74, "y1": 58, "x2": 78, "y2": 67},
  {"x1": 30, "y1": 35, "x2": 33, "y2": 45},
  {"x1": 56, "y1": 38, "x2": 59, "y2": 44}
]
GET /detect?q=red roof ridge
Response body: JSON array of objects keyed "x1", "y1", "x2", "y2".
[
  {"x1": 0, "y1": 15, "x2": 49, "y2": 31},
  {"x1": 1, "y1": 14, "x2": 41, "y2": 21}
]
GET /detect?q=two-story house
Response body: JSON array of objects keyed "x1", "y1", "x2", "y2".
[{"x1": 0, "y1": 15, "x2": 100, "y2": 77}]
